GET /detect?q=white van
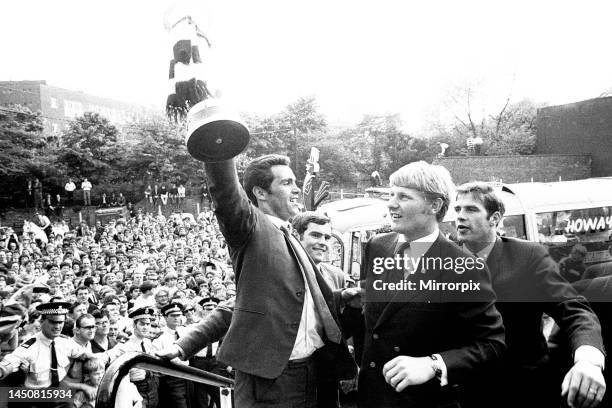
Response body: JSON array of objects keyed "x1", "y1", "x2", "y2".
[{"x1": 321, "y1": 178, "x2": 612, "y2": 278}]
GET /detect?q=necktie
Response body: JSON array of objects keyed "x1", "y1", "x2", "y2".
[
  {"x1": 50, "y1": 340, "x2": 59, "y2": 387},
  {"x1": 395, "y1": 242, "x2": 414, "y2": 277},
  {"x1": 141, "y1": 340, "x2": 147, "y2": 353},
  {"x1": 280, "y1": 226, "x2": 342, "y2": 344},
  {"x1": 175, "y1": 331, "x2": 180, "y2": 340},
  {"x1": 206, "y1": 344, "x2": 213, "y2": 358},
  {"x1": 395, "y1": 241, "x2": 411, "y2": 256}
]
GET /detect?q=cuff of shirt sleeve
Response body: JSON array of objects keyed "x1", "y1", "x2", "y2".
[
  {"x1": 432, "y1": 353, "x2": 448, "y2": 387},
  {"x1": 574, "y1": 345, "x2": 605, "y2": 370}
]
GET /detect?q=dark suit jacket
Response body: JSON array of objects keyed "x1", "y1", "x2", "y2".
[
  {"x1": 573, "y1": 276, "x2": 612, "y2": 406},
  {"x1": 320, "y1": 262, "x2": 346, "y2": 290},
  {"x1": 463, "y1": 237, "x2": 604, "y2": 408},
  {"x1": 359, "y1": 232, "x2": 505, "y2": 408},
  {"x1": 176, "y1": 160, "x2": 355, "y2": 380}
]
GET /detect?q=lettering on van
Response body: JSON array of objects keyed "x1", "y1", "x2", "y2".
[{"x1": 564, "y1": 216, "x2": 612, "y2": 234}]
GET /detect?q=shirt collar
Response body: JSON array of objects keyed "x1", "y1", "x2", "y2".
[
  {"x1": 397, "y1": 226, "x2": 440, "y2": 244},
  {"x1": 396, "y1": 227, "x2": 440, "y2": 260},
  {"x1": 266, "y1": 214, "x2": 291, "y2": 230},
  {"x1": 37, "y1": 331, "x2": 53, "y2": 345}
]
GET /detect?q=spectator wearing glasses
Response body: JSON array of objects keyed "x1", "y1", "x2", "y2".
[
  {"x1": 91, "y1": 309, "x2": 117, "y2": 353},
  {"x1": 63, "y1": 313, "x2": 98, "y2": 401}
]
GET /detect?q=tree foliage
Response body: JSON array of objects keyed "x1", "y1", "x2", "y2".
[
  {"x1": 0, "y1": 90, "x2": 543, "y2": 209},
  {"x1": 433, "y1": 82, "x2": 539, "y2": 156},
  {"x1": 58, "y1": 112, "x2": 122, "y2": 181},
  {"x1": 0, "y1": 105, "x2": 46, "y2": 177}
]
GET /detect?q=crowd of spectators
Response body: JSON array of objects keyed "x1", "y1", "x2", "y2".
[{"x1": 0, "y1": 206, "x2": 236, "y2": 407}]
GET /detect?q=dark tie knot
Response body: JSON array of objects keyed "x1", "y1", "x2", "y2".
[{"x1": 395, "y1": 242, "x2": 411, "y2": 256}]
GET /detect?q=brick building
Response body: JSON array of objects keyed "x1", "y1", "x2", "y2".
[
  {"x1": 0, "y1": 80, "x2": 161, "y2": 139},
  {"x1": 433, "y1": 154, "x2": 591, "y2": 185},
  {"x1": 536, "y1": 96, "x2": 612, "y2": 177}
]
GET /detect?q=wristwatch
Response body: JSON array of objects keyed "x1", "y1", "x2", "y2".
[{"x1": 430, "y1": 354, "x2": 443, "y2": 383}]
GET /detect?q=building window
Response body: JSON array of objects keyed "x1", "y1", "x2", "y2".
[{"x1": 50, "y1": 97, "x2": 58, "y2": 109}]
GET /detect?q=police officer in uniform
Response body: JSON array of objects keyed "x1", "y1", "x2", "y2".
[
  {"x1": 0, "y1": 302, "x2": 90, "y2": 408},
  {"x1": 153, "y1": 303, "x2": 189, "y2": 408},
  {"x1": 188, "y1": 297, "x2": 227, "y2": 408},
  {"x1": 104, "y1": 307, "x2": 159, "y2": 408}
]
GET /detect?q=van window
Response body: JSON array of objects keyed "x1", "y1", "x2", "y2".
[
  {"x1": 536, "y1": 207, "x2": 612, "y2": 264},
  {"x1": 328, "y1": 233, "x2": 344, "y2": 269},
  {"x1": 348, "y1": 230, "x2": 379, "y2": 280},
  {"x1": 499, "y1": 215, "x2": 527, "y2": 240},
  {"x1": 537, "y1": 207, "x2": 612, "y2": 244}
]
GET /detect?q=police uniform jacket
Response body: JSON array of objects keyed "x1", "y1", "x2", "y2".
[{"x1": 0, "y1": 332, "x2": 84, "y2": 389}]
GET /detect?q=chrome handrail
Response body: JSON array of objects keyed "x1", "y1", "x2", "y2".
[{"x1": 96, "y1": 352, "x2": 234, "y2": 408}]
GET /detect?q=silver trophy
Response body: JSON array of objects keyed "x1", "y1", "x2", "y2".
[{"x1": 164, "y1": 1, "x2": 249, "y2": 162}]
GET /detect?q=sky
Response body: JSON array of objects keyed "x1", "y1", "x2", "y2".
[{"x1": 1, "y1": 0, "x2": 612, "y2": 131}]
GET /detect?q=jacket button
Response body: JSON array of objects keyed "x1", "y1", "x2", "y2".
[
  {"x1": 393, "y1": 346, "x2": 400, "y2": 352},
  {"x1": 291, "y1": 323, "x2": 298, "y2": 329},
  {"x1": 369, "y1": 362, "x2": 376, "y2": 368},
  {"x1": 296, "y1": 291, "x2": 303, "y2": 297},
  {"x1": 372, "y1": 333, "x2": 379, "y2": 340}
]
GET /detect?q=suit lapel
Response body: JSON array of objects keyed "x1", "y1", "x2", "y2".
[
  {"x1": 485, "y1": 237, "x2": 504, "y2": 287},
  {"x1": 282, "y1": 228, "x2": 338, "y2": 315}
]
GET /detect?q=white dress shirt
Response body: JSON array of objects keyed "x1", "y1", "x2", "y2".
[
  {"x1": 267, "y1": 215, "x2": 324, "y2": 360},
  {"x1": 0, "y1": 332, "x2": 83, "y2": 388}
]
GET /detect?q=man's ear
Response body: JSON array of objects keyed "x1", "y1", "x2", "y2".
[
  {"x1": 430, "y1": 197, "x2": 443, "y2": 215},
  {"x1": 252, "y1": 186, "x2": 267, "y2": 202},
  {"x1": 489, "y1": 211, "x2": 502, "y2": 227}
]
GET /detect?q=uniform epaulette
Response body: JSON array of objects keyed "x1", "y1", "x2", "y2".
[{"x1": 19, "y1": 337, "x2": 36, "y2": 349}]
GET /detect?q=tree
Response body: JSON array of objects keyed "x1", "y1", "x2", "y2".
[
  {"x1": 119, "y1": 117, "x2": 183, "y2": 181},
  {"x1": 58, "y1": 112, "x2": 122, "y2": 182},
  {"x1": 278, "y1": 97, "x2": 327, "y2": 179},
  {"x1": 0, "y1": 105, "x2": 46, "y2": 177},
  {"x1": 241, "y1": 113, "x2": 290, "y2": 158},
  {"x1": 486, "y1": 99, "x2": 538, "y2": 155},
  {"x1": 431, "y1": 79, "x2": 538, "y2": 156},
  {"x1": 352, "y1": 113, "x2": 429, "y2": 176}
]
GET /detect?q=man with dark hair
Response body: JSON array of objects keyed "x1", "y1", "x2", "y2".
[
  {"x1": 291, "y1": 212, "x2": 345, "y2": 291},
  {"x1": 62, "y1": 313, "x2": 98, "y2": 399},
  {"x1": 82, "y1": 277, "x2": 99, "y2": 305},
  {"x1": 454, "y1": 182, "x2": 605, "y2": 408},
  {"x1": 73, "y1": 314, "x2": 96, "y2": 349},
  {"x1": 75, "y1": 285, "x2": 97, "y2": 313},
  {"x1": 291, "y1": 211, "x2": 348, "y2": 407},
  {"x1": 158, "y1": 154, "x2": 357, "y2": 407},
  {"x1": 90, "y1": 309, "x2": 116, "y2": 353},
  {"x1": 359, "y1": 162, "x2": 505, "y2": 408}
]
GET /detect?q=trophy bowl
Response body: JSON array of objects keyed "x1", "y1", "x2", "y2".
[{"x1": 186, "y1": 101, "x2": 250, "y2": 162}]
